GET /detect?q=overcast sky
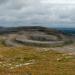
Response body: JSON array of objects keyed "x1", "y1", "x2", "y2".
[{"x1": 0, "y1": 0, "x2": 75, "y2": 27}]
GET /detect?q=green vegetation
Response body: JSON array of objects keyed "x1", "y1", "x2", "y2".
[{"x1": 64, "y1": 40, "x2": 74, "y2": 45}]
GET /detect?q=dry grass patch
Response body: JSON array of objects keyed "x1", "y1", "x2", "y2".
[{"x1": 0, "y1": 46, "x2": 74, "y2": 75}]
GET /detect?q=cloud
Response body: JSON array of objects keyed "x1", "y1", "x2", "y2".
[
  {"x1": 0, "y1": 0, "x2": 75, "y2": 27},
  {"x1": 0, "y1": 0, "x2": 8, "y2": 4},
  {"x1": 41, "y1": 0, "x2": 75, "y2": 4}
]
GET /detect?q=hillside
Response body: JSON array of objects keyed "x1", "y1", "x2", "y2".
[
  {"x1": 0, "y1": 26, "x2": 74, "y2": 75},
  {"x1": 0, "y1": 26, "x2": 72, "y2": 47}
]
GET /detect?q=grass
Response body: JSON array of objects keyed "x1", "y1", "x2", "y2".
[
  {"x1": 0, "y1": 46, "x2": 74, "y2": 75},
  {"x1": 64, "y1": 40, "x2": 74, "y2": 45}
]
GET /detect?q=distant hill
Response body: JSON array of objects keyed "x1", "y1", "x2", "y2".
[
  {"x1": 0, "y1": 26, "x2": 63, "y2": 35},
  {"x1": 0, "y1": 26, "x2": 75, "y2": 36},
  {"x1": 57, "y1": 28, "x2": 75, "y2": 35},
  {"x1": 0, "y1": 26, "x2": 73, "y2": 47}
]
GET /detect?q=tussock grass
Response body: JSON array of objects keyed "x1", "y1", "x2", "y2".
[{"x1": 0, "y1": 46, "x2": 74, "y2": 75}]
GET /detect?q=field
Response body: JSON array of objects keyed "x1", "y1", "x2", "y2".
[
  {"x1": 0, "y1": 27, "x2": 74, "y2": 75},
  {"x1": 0, "y1": 46, "x2": 74, "y2": 75}
]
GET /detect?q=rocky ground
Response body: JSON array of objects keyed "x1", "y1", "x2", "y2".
[{"x1": 0, "y1": 26, "x2": 74, "y2": 75}]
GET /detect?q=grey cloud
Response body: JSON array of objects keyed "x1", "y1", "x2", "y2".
[
  {"x1": 0, "y1": 0, "x2": 8, "y2": 4},
  {"x1": 0, "y1": 0, "x2": 74, "y2": 27}
]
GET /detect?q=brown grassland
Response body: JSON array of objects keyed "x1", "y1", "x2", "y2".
[{"x1": 0, "y1": 45, "x2": 74, "y2": 75}]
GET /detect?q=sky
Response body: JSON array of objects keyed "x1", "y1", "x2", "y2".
[{"x1": 0, "y1": 0, "x2": 75, "y2": 27}]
